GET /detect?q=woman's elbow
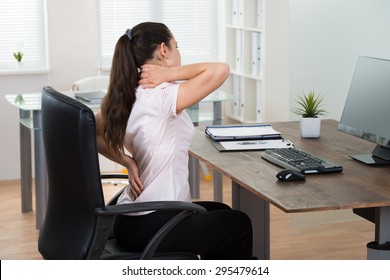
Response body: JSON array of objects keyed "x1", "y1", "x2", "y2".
[{"x1": 220, "y1": 63, "x2": 230, "y2": 80}]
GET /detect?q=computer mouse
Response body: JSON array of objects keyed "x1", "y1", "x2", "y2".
[{"x1": 276, "y1": 169, "x2": 305, "y2": 181}]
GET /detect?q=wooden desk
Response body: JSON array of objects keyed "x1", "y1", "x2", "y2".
[{"x1": 189, "y1": 119, "x2": 390, "y2": 259}]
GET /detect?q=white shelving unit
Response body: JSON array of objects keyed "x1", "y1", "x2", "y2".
[{"x1": 225, "y1": 0, "x2": 265, "y2": 123}]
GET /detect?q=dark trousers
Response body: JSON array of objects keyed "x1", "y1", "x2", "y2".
[{"x1": 114, "y1": 201, "x2": 253, "y2": 259}]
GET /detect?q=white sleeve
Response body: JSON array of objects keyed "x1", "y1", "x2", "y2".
[{"x1": 159, "y1": 82, "x2": 180, "y2": 118}]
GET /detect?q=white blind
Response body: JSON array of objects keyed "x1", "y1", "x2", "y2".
[
  {"x1": 98, "y1": 0, "x2": 218, "y2": 66},
  {"x1": 0, "y1": 0, "x2": 47, "y2": 71}
]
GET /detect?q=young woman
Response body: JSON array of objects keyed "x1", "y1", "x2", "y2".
[{"x1": 95, "y1": 22, "x2": 253, "y2": 259}]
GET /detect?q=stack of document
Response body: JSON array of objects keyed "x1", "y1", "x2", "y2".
[{"x1": 205, "y1": 124, "x2": 293, "y2": 152}]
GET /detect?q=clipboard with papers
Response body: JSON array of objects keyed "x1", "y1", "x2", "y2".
[
  {"x1": 205, "y1": 123, "x2": 282, "y2": 141},
  {"x1": 205, "y1": 123, "x2": 293, "y2": 151}
]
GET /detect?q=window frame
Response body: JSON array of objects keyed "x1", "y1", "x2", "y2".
[{"x1": 0, "y1": 0, "x2": 48, "y2": 73}]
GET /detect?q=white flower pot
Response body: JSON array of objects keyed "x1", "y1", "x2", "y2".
[
  {"x1": 300, "y1": 117, "x2": 321, "y2": 138},
  {"x1": 16, "y1": 61, "x2": 24, "y2": 69}
]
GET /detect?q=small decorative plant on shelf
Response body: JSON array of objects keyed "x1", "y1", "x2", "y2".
[
  {"x1": 14, "y1": 41, "x2": 24, "y2": 69},
  {"x1": 291, "y1": 90, "x2": 327, "y2": 138},
  {"x1": 13, "y1": 51, "x2": 24, "y2": 69},
  {"x1": 13, "y1": 51, "x2": 23, "y2": 62}
]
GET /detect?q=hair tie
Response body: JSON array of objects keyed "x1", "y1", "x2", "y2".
[{"x1": 125, "y1": 28, "x2": 132, "y2": 41}]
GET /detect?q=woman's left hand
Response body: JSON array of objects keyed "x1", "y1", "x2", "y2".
[{"x1": 124, "y1": 155, "x2": 143, "y2": 199}]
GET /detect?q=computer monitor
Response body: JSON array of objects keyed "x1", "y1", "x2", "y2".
[{"x1": 338, "y1": 55, "x2": 390, "y2": 165}]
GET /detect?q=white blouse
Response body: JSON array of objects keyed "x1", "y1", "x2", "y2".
[{"x1": 117, "y1": 82, "x2": 194, "y2": 211}]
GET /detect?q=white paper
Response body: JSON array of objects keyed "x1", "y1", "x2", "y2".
[{"x1": 207, "y1": 125, "x2": 280, "y2": 137}]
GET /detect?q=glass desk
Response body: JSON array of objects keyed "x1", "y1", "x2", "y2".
[
  {"x1": 5, "y1": 90, "x2": 234, "y2": 229},
  {"x1": 186, "y1": 90, "x2": 234, "y2": 124}
]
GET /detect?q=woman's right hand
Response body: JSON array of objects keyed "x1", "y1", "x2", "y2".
[{"x1": 96, "y1": 112, "x2": 144, "y2": 199}]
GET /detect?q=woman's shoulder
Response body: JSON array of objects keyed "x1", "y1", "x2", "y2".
[
  {"x1": 159, "y1": 82, "x2": 180, "y2": 90},
  {"x1": 137, "y1": 82, "x2": 178, "y2": 92}
]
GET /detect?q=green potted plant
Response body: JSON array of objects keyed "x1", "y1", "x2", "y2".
[
  {"x1": 13, "y1": 50, "x2": 24, "y2": 69},
  {"x1": 291, "y1": 90, "x2": 327, "y2": 138},
  {"x1": 13, "y1": 41, "x2": 24, "y2": 68},
  {"x1": 13, "y1": 51, "x2": 23, "y2": 62}
]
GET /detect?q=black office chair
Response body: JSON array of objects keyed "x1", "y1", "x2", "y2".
[{"x1": 38, "y1": 86, "x2": 206, "y2": 260}]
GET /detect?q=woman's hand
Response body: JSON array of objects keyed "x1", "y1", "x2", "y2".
[
  {"x1": 124, "y1": 155, "x2": 143, "y2": 200},
  {"x1": 96, "y1": 112, "x2": 144, "y2": 200},
  {"x1": 139, "y1": 64, "x2": 172, "y2": 88}
]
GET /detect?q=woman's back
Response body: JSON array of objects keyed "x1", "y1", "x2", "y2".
[{"x1": 119, "y1": 82, "x2": 194, "y2": 204}]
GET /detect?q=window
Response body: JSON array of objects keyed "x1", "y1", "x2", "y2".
[
  {"x1": 98, "y1": 0, "x2": 218, "y2": 67},
  {"x1": 0, "y1": 0, "x2": 47, "y2": 71}
]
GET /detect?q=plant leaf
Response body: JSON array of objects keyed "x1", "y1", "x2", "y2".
[{"x1": 291, "y1": 90, "x2": 327, "y2": 117}]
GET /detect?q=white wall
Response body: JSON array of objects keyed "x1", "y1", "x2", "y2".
[
  {"x1": 289, "y1": 0, "x2": 390, "y2": 121},
  {"x1": 264, "y1": 0, "x2": 290, "y2": 122},
  {"x1": 46, "y1": 0, "x2": 100, "y2": 89},
  {"x1": 0, "y1": 0, "x2": 100, "y2": 180}
]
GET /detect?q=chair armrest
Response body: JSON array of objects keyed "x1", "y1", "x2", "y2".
[
  {"x1": 141, "y1": 210, "x2": 196, "y2": 259},
  {"x1": 95, "y1": 201, "x2": 207, "y2": 216}
]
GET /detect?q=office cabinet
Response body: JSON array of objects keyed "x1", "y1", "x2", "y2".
[{"x1": 225, "y1": 0, "x2": 264, "y2": 123}]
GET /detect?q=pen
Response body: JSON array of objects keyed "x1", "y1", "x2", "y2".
[{"x1": 238, "y1": 141, "x2": 267, "y2": 145}]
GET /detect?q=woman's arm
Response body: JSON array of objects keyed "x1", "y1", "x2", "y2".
[
  {"x1": 95, "y1": 111, "x2": 143, "y2": 198},
  {"x1": 139, "y1": 62, "x2": 229, "y2": 112}
]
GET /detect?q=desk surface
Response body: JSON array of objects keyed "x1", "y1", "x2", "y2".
[{"x1": 189, "y1": 119, "x2": 390, "y2": 213}]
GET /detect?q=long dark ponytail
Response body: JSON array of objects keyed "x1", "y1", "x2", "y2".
[{"x1": 100, "y1": 22, "x2": 172, "y2": 157}]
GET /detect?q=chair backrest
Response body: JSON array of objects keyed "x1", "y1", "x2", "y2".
[
  {"x1": 38, "y1": 86, "x2": 106, "y2": 259},
  {"x1": 71, "y1": 76, "x2": 109, "y2": 91}
]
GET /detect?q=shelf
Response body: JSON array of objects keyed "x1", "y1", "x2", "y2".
[
  {"x1": 230, "y1": 70, "x2": 263, "y2": 81},
  {"x1": 226, "y1": 25, "x2": 263, "y2": 33},
  {"x1": 225, "y1": 0, "x2": 265, "y2": 123}
]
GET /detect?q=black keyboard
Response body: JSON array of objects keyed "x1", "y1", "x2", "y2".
[{"x1": 261, "y1": 147, "x2": 343, "y2": 174}]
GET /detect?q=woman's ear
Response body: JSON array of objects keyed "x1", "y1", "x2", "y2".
[{"x1": 158, "y1": 42, "x2": 169, "y2": 58}]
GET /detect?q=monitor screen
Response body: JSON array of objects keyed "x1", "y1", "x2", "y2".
[{"x1": 338, "y1": 56, "x2": 390, "y2": 164}]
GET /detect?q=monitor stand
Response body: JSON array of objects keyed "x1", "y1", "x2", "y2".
[{"x1": 351, "y1": 145, "x2": 390, "y2": 165}]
